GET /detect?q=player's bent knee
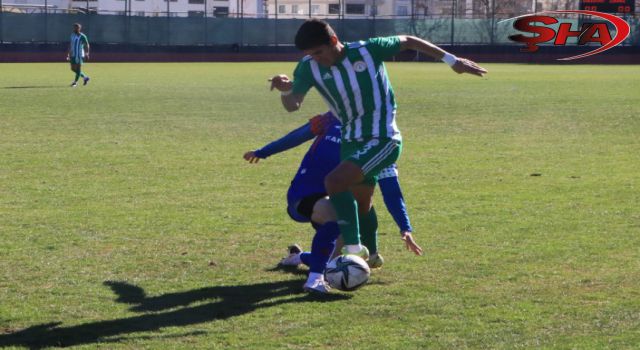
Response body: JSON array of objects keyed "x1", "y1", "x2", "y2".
[
  {"x1": 323, "y1": 173, "x2": 338, "y2": 193},
  {"x1": 324, "y1": 172, "x2": 349, "y2": 194},
  {"x1": 311, "y1": 198, "x2": 336, "y2": 225},
  {"x1": 325, "y1": 162, "x2": 365, "y2": 194}
]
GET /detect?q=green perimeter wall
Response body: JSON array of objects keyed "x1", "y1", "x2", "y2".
[{"x1": 0, "y1": 13, "x2": 639, "y2": 46}]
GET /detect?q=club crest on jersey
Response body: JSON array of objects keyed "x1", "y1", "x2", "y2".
[
  {"x1": 322, "y1": 72, "x2": 333, "y2": 80},
  {"x1": 353, "y1": 61, "x2": 367, "y2": 73}
]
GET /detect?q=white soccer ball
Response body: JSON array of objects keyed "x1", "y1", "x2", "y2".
[{"x1": 324, "y1": 255, "x2": 371, "y2": 291}]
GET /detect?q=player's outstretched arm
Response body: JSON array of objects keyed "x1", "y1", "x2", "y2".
[
  {"x1": 379, "y1": 175, "x2": 413, "y2": 234},
  {"x1": 379, "y1": 174, "x2": 423, "y2": 256},
  {"x1": 242, "y1": 122, "x2": 315, "y2": 164},
  {"x1": 398, "y1": 36, "x2": 488, "y2": 77},
  {"x1": 269, "y1": 74, "x2": 305, "y2": 112}
]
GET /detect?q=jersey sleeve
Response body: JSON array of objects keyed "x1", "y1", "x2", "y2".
[
  {"x1": 254, "y1": 123, "x2": 315, "y2": 159},
  {"x1": 291, "y1": 60, "x2": 314, "y2": 96},
  {"x1": 365, "y1": 36, "x2": 402, "y2": 61},
  {"x1": 81, "y1": 34, "x2": 89, "y2": 45},
  {"x1": 378, "y1": 169, "x2": 413, "y2": 234}
]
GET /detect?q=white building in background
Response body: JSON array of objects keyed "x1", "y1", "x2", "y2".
[
  {"x1": 1, "y1": 0, "x2": 242, "y2": 16},
  {"x1": 228, "y1": 0, "x2": 265, "y2": 17},
  {"x1": 262, "y1": 0, "x2": 478, "y2": 19},
  {"x1": 1, "y1": 0, "x2": 70, "y2": 13},
  {"x1": 266, "y1": 0, "x2": 409, "y2": 19},
  {"x1": 1, "y1": 0, "x2": 584, "y2": 18},
  {"x1": 65, "y1": 0, "x2": 240, "y2": 17}
]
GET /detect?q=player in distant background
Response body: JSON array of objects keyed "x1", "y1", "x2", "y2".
[
  {"x1": 67, "y1": 23, "x2": 90, "y2": 87},
  {"x1": 244, "y1": 112, "x2": 422, "y2": 294},
  {"x1": 270, "y1": 19, "x2": 486, "y2": 261}
]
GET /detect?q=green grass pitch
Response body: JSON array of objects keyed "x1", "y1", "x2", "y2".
[{"x1": 0, "y1": 62, "x2": 639, "y2": 349}]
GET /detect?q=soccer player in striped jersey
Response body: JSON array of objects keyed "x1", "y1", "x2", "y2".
[
  {"x1": 244, "y1": 112, "x2": 421, "y2": 294},
  {"x1": 270, "y1": 19, "x2": 486, "y2": 260},
  {"x1": 67, "y1": 23, "x2": 90, "y2": 87}
]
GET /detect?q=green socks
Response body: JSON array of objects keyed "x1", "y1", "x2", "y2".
[
  {"x1": 360, "y1": 206, "x2": 378, "y2": 255},
  {"x1": 329, "y1": 191, "x2": 360, "y2": 245},
  {"x1": 329, "y1": 192, "x2": 379, "y2": 253}
]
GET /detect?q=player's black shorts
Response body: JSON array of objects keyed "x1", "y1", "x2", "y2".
[{"x1": 287, "y1": 193, "x2": 326, "y2": 223}]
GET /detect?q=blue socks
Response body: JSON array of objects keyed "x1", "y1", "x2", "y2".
[{"x1": 299, "y1": 222, "x2": 340, "y2": 273}]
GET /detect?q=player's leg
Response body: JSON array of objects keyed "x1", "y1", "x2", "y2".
[
  {"x1": 324, "y1": 160, "x2": 365, "y2": 256},
  {"x1": 359, "y1": 206, "x2": 384, "y2": 268},
  {"x1": 74, "y1": 63, "x2": 81, "y2": 83},
  {"x1": 326, "y1": 138, "x2": 401, "y2": 258},
  {"x1": 279, "y1": 195, "x2": 340, "y2": 293},
  {"x1": 357, "y1": 140, "x2": 402, "y2": 267},
  {"x1": 278, "y1": 194, "x2": 320, "y2": 267},
  {"x1": 78, "y1": 63, "x2": 90, "y2": 85},
  {"x1": 359, "y1": 140, "x2": 402, "y2": 269},
  {"x1": 280, "y1": 194, "x2": 338, "y2": 271},
  {"x1": 300, "y1": 198, "x2": 339, "y2": 272},
  {"x1": 350, "y1": 183, "x2": 375, "y2": 252},
  {"x1": 327, "y1": 184, "x2": 383, "y2": 267},
  {"x1": 298, "y1": 197, "x2": 339, "y2": 286},
  {"x1": 300, "y1": 221, "x2": 340, "y2": 293},
  {"x1": 351, "y1": 183, "x2": 384, "y2": 268},
  {"x1": 310, "y1": 197, "x2": 336, "y2": 224},
  {"x1": 70, "y1": 62, "x2": 80, "y2": 86}
]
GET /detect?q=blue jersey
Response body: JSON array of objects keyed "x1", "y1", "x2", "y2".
[
  {"x1": 288, "y1": 116, "x2": 341, "y2": 202},
  {"x1": 253, "y1": 112, "x2": 340, "y2": 204}
]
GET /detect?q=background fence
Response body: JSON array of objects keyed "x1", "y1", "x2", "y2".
[{"x1": 0, "y1": 11, "x2": 639, "y2": 46}]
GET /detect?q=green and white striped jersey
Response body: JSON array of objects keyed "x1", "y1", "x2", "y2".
[
  {"x1": 70, "y1": 33, "x2": 89, "y2": 58},
  {"x1": 292, "y1": 36, "x2": 402, "y2": 142}
]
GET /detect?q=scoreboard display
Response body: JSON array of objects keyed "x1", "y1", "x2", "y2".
[{"x1": 580, "y1": 0, "x2": 635, "y2": 13}]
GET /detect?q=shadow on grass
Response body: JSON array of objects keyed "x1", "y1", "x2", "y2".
[
  {"x1": 0, "y1": 279, "x2": 350, "y2": 348},
  {"x1": 265, "y1": 264, "x2": 309, "y2": 276}
]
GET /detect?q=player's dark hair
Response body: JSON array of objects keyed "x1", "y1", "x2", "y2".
[
  {"x1": 73, "y1": 23, "x2": 82, "y2": 28},
  {"x1": 295, "y1": 19, "x2": 336, "y2": 50}
]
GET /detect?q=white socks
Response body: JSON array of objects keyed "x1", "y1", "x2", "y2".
[{"x1": 307, "y1": 272, "x2": 324, "y2": 285}]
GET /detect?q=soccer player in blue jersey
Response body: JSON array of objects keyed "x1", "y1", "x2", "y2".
[
  {"x1": 67, "y1": 23, "x2": 90, "y2": 87},
  {"x1": 244, "y1": 112, "x2": 421, "y2": 293},
  {"x1": 270, "y1": 19, "x2": 486, "y2": 260}
]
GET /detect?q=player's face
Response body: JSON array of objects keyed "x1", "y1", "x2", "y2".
[
  {"x1": 73, "y1": 25, "x2": 81, "y2": 33},
  {"x1": 304, "y1": 40, "x2": 340, "y2": 67}
]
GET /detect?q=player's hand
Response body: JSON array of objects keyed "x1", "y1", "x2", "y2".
[
  {"x1": 84, "y1": 53, "x2": 89, "y2": 60},
  {"x1": 401, "y1": 231, "x2": 423, "y2": 256},
  {"x1": 309, "y1": 114, "x2": 333, "y2": 135},
  {"x1": 243, "y1": 151, "x2": 261, "y2": 164},
  {"x1": 451, "y1": 58, "x2": 487, "y2": 77},
  {"x1": 269, "y1": 74, "x2": 293, "y2": 92},
  {"x1": 66, "y1": 55, "x2": 70, "y2": 61}
]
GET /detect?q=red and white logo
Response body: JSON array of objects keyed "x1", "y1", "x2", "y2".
[{"x1": 507, "y1": 10, "x2": 631, "y2": 60}]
